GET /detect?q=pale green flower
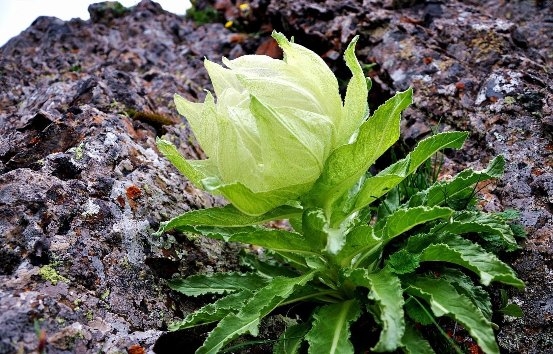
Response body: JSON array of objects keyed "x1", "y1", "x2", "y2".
[{"x1": 163, "y1": 31, "x2": 368, "y2": 215}]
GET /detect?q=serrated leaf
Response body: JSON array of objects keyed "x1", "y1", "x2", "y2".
[
  {"x1": 348, "y1": 269, "x2": 405, "y2": 352},
  {"x1": 169, "y1": 290, "x2": 254, "y2": 330},
  {"x1": 302, "y1": 208, "x2": 329, "y2": 252},
  {"x1": 499, "y1": 303, "x2": 524, "y2": 317},
  {"x1": 354, "y1": 131, "x2": 468, "y2": 211},
  {"x1": 408, "y1": 156, "x2": 505, "y2": 208},
  {"x1": 156, "y1": 204, "x2": 302, "y2": 235},
  {"x1": 430, "y1": 211, "x2": 518, "y2": 251},
  {"x1": 156, "y1": 223, "x2": 261, "y2": 241},
  {"x1": 405, "y1": 276, "x2": 499, "y2": 354},
  {"x1": 405, "y1": 298, "x2": 434, "y2": 326},
  {"x1": 273, "y1": 323, "x2": 310, "y2": 354},
  {"x1": 387, "y1": 249, "x2": 420, "y2": 274},
  {"x1": 168, "y1": 272, "x2": 268, "y2": 296},
  {"x1": 197, "y1": 272, "x2": 315, "y2": 354},
  {"x1": 402, "y1": 325, "x2": 436, "y2": 354},
  {"x1": 440, "y1": 268, "x2": 493, "y2": 320},
  {"x1": 239, "y1": 251, "x2": 299, "y2": 278},
  {"x1": 335, "y1": 225, "x2": 381, "y2": 268},
  {"x1": 307, "y1": 89, "x2": 413, "y2": 214},
  {"x1": 229, "y1": 229, "x2": 318, "y2": 256},
  {"x1": 374, "y1": 206, "x2": 454, "y2": 241},
  {"x1": 419, "y1": 234, "x2": 524, "y2": 288},
  {"x1": 305, "y1": 300, "x2": 361, "y2": 354}
]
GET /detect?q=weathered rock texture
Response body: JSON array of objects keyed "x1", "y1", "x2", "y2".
[{"x1": 0, "y1": 0, "x2": 551, "y2": 353}]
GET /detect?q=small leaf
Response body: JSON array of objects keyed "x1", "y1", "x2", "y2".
[
  {"x1": 430, "y1": 211, "x2": 518, "y2": 251},
  {"x1": 273, "y1": 323, "x2": 309, "y2": 354},
  {"x1": 354, "y1": 131, "x2": 468, "y2": 211},
  {"x1": 387, "y1": 249, "x2": 420, "y2": 274},
  {"x1": 197, "y1": 272, "x2": 315, "y2": 354},
  {"x1": 157, "y1": 204, "x2": 302, "y2": 234},
  {"x1": 308, "y1": 89, "x2": 413, "y2": 215},
  {"x1": 302, "y1": 208, "x2": 329, "y2": 252},
  {"x1": 402, "y1": 325, "x2": 436, "y2": 354},
  {"x1": 335, "y1": 225, "x2": 381, "y2": 267},
  {"x1": 348, "y1": 269, "x2": 405, "y2": 352},
  {"x1": 239, "y1": 251, "x2": 299, "y2": 278},
  {"x1": 408, "y1": 156, "x2": 505, "y2": 208},
  {"x1": 405, "y1": 276, "x2": 500, "y2": 354},
  {"x1": 374, "y1": 206, "x2": 454, "y2": 241},
  {"x1": 305, "y1": 300, "x2": 361, "y2": 354},
  {"x1": 419, "y1": 234, "x2": 524, "y2": 288},
  {"x1": 499, "y1": 303, "x2": 524, "y2": 318},
  {"x1": 169, "y1": 290, "x2": 254, "y2": 330},
  {"x1": 405, "y1": 298, "x2": 434, "y2": 326},
  {"x1": 440, "y1": 268, "x2": 493, "y2": 320},
  {"x1": 229, "y1": 229, "x2": 319, "y2": 256},
  {"x1": 156, "y1": 137, "x2": 206, "y2": 187},
  {"x1": 168, "y1": 272, "x2": 268, "y2": 297}
]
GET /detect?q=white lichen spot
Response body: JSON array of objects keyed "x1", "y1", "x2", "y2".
[
  {"x1": 103, "y1": 132, "x2": 118, "y2": 146},
  {"x1": 82, "y1": 199, "x2": 100, "y2": 217},
  {"x1": 390, "y1": 69, "x2": 406, "y2": 83}
]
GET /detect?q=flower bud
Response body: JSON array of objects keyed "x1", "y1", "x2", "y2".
[{"x1": 170, "y1": 31, "x2": 368, "y2": 215}]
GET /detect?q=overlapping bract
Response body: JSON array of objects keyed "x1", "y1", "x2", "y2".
[{"x1": 166, "y1": 31, "x2": 368, "y2": 215}]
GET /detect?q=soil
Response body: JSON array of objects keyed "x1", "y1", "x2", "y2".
[{"x1": 0, "y1": 0, "x2": 551, "y2": 353}]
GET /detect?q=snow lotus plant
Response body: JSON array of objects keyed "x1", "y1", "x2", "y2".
[{"x1": 155, "y1": 31, "x2": 524, "y2": 354}]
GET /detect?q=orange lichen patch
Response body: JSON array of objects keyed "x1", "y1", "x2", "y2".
[
  {"x1": 125, "y1": 185, "x2": 142, "y2": 210},
  {"x1": 531, "y1": 167, "x2": 544, "y2": 176},
  {"x1": 127, "y1": 344, "x2": 146, "y2": 354},
  {"x1": 116, "y1": 195, "x2": 126, "y2": 208},
  {"x1": 126, "y1": 185, "x2": 142, "y2": 200}
]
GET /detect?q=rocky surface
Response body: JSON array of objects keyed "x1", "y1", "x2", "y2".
[{"x1": 0, "y1": 0, "x2": 551, "y2": 353}]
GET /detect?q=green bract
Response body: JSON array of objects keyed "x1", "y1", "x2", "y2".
[
  {"x1": 156, "y1": 32, "x2": 525, "y2": 354},
  {"x1": 157, "y1": 31, "x2": 368, "y2": 216}
]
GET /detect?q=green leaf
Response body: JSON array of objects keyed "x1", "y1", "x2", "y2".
[
  {"x1": 348, "y1": 269, "x2": 405, "y2": 352},
  {"x1": 156, "y1": 137, "x2": 206, "y2": 187},
  {"x1": 168, "y1": 272, "x2": 268, "y2": 296},
  {"x1": 387, "y1": 249, "x2": 420, "y2": 274},
  {"x1": 419, "y1": 234, "x2": 524, "y2": 288},
  {"x1": 215, "y1": 180, "x2": 312, "y2": 216},
  {"x1": 354, "y1": 131, "x2": 468, "y2": 211},
  {"x1": 340, "y1": 35, "x2": 369, "y2": 145},
  {"x1": 229, "y1": 229, "x2": 319, "y2": 256},
  {"x1": 239, "y1": 251, "x2": 300, "y2": 278},
  {"x1": 402, "y1": 325, "x2": 436, "y2": 354},
  {"x1": 169, "y1": 290, "x2": 254, "y2": 330},
  {"x1": 375, "y1": 206, "x2": 454, "y2": 241},
  {"x1": 273, "y1": 323, "x2": 309, "y2": 354},
  {"x1": 305, "y1": 300, "x2": 361, "y2": 354},
  {"x1": 404, "y1": 298, "x2": 434, "y2": 326},
  {"x1": 405, "y1": 276, "x2": 499, "y2": 354},
  {"x1": 335, "y1": 225, "x2": 381, "y2": 268},
  {"x1": 408, "y1": 155, "x2": 505, "y2": 208},
  {"x1": 197, "y1": 272, "x2": 315, "y2": 354},
  {"x1": 499, "y1": 303, "x2": 524, "y2": 318},
  {"x1": 302, "y1": 208, "x2": 329, "y2": 252},
  {"x1": 156, "y1": 223, "x2": 260, "y2": 241},
  {"x1": 308, "y1": 89, "x2": 413, "y2": 215},
  {"x1": 430, "y1": 211, "x2": 518, "y2": 251},
  {"x1": 439, "y1": 268, "x2": 493, "y2": 321},
  {"x1": 157, "y1": 204, "x2": 302, "y2": 235}
]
